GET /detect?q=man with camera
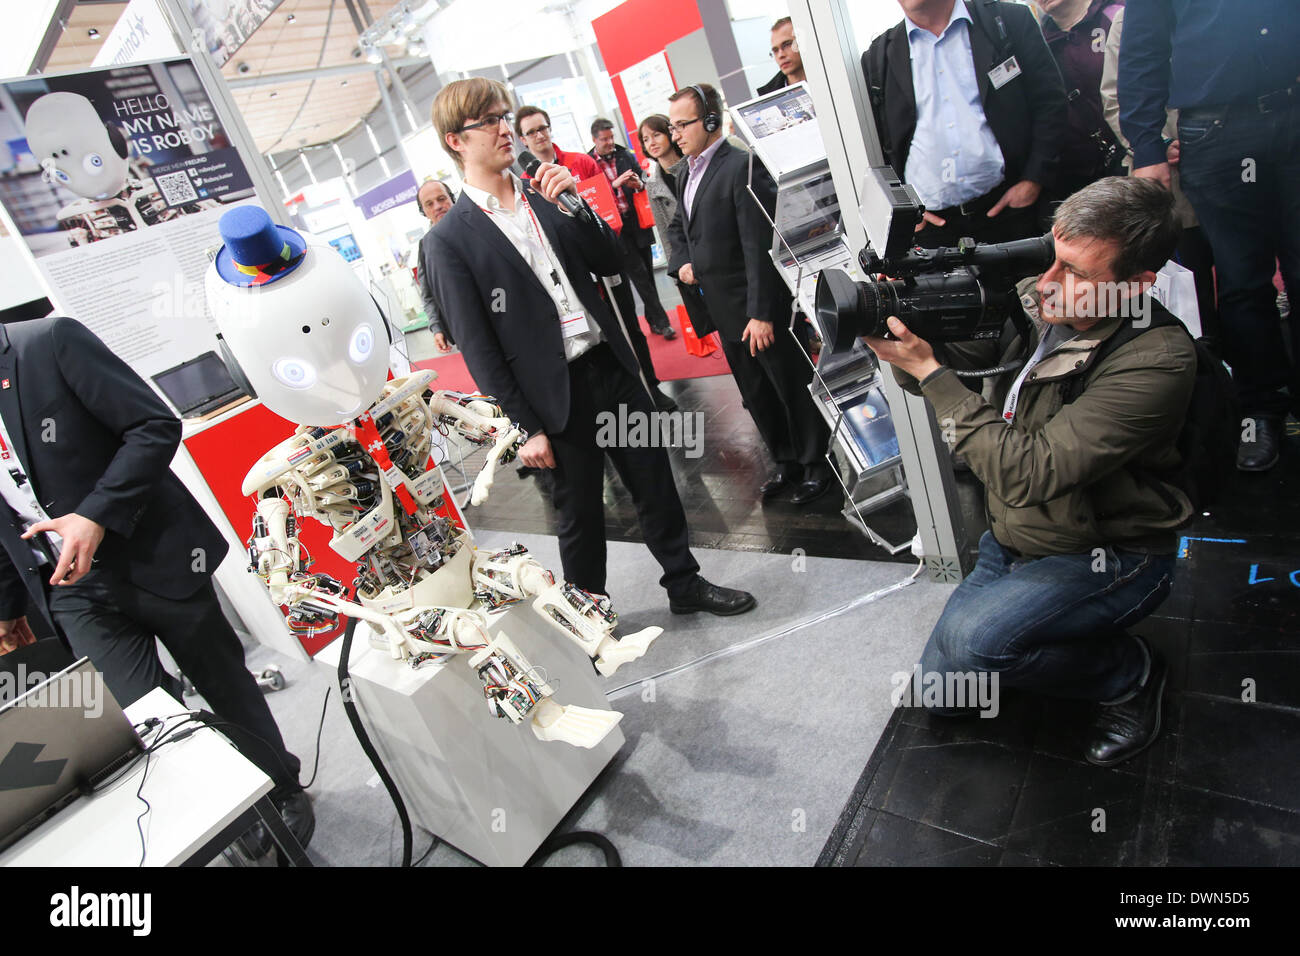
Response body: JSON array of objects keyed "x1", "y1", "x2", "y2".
[
  {"x1": 865, "y1": 177, "x2": 1195, "y2": 766},
  {"x1": 864, "y1": 0, "x2": 1066, "y2": 249}
]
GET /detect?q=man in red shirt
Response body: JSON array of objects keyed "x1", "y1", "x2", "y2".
[{"x1": 516, "y1": 106, "x2": 675, "y2": 411}]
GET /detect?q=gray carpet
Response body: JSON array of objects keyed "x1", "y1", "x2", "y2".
[{"x1": 237, "y1": 534, "x2": 954, "y2": 866}]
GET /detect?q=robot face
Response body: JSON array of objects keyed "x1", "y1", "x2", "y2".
[
  {"x1": 25, "y1": 92, "x2": 129, "y2": 200},
  {"x1": 207, "y1": 237, "x2": 392, "y2": 426}
]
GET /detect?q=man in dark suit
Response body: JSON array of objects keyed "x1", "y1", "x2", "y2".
[
  {"x1": 588, "y1": 119, "x2": 678, "y2": 343},
  {"x1": 757, "y1": 16, "x2": 806, "y2": 95},
  {"x1": 863, "y1": 0, "x2": 1066, "y2": 248},
  {"x1": 666, "y1": 83, "x2": 834, "y2": 505},
  {"x1": 415, "y1": 178, "x2": 456, "y2": 354},
  {"x1": 427, "y1": 77, "x2": 754, "y2": 617},
  {"x1": 0, "y1": 316, "x2": 311, "y2": 844}
]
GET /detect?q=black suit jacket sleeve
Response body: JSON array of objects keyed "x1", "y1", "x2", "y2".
[
  {"x1": 1005, "y1": 2, "x2": 1068, "y2": 187},
  {"x1": 734, "y1": 159, "x2": 781, "y2": 322},
  {"x1": 47, "y1": 317, "x2": 181, "y2": 539},
  {"x1": 567, "y1": 200, "x2": 624, "y2": 277},
  {"x1": 666, "y1": 205, "x2": 689, "y2": 278},
  {"x1": 429, "y1": 232, "x2": 546, "y2": 437},
  {"x1": 0, "y1": 538, "x2": 26, "y2": 620},
  {"x1": 416, "y1": 233, "x2": 447, "y2": 337}
]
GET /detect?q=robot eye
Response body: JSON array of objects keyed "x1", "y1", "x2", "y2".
[
  {"x1": 271, "y1": 357, "x2": 317, "y2": 390},
  {"x1": 348, "y1": 324, "x2": 374, "y2": 364},
  {"x1": 83, "y1": 153, "x2": 104, "y2": 173}
]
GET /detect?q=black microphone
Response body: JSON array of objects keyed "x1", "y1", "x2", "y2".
[{"x1": 515, "y1": 148, "x2": 595, "y2": 223}]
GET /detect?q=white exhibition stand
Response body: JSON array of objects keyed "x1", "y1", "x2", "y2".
[{"x1": 315, "y1": 601, "x2": 625, "y2": 867}]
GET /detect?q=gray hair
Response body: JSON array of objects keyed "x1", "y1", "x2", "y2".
[{"x1": 1052, "y1": 176, "x2": 1181, "y2": 280}]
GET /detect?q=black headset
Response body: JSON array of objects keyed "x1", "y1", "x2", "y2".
[{"x1": 691, "y1": 84, "x2": 721, "y2": 134}]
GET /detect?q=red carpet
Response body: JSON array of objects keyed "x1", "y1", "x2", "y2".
[{"x1": 412, "y1": 305, "x2": 732, "y2": 390}]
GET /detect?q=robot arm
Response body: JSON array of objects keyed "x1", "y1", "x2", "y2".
[{"x1": 428, "y1": 390, "x2": 524, "y2": 506}]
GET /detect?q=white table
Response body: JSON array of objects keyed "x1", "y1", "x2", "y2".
[{"x1": 0, "y1": 687, "x2": 309, "y2": 867}]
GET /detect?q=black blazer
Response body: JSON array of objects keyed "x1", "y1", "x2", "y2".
[
  {"x1": 428, "y1": 185, "x2": 641, "y2": 437},
  {"x1": 757, "y1": 71, "x2": 788, "y2": 95},
  {"x1": 415, "y1": 227, "x2": 451, "y2": 340},
  {"x1": 587, "y1": 143, "x2": 653, "y2": 250},
  {"x1": 862, "y1": 0, "x2": 1066, "y2": 193},
  {"x1": 0, "y1": 317, "x2": 228, "y2": 626},
  {"x1": 665, "y1": 139, "x2": 791, "y2": 342}
]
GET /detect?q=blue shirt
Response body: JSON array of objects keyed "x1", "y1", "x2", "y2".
[
  {"x1": 903, "y1": 0, "x2": 1006, "y2": 209},
  {"x1": 1119, "y1": 0, "x2": 1300, "y2": 169}
]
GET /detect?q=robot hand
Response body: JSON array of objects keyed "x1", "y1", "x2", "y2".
[
  {"x1": 429, "y1": 391, "x2": 525, "y2": 506},
  {"x1": 469, "y1": 630, "x2": 622, "y2": 748}
]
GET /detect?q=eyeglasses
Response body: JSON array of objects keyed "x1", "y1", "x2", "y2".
[
  {"x1": 668, "y1": 117, "x2": 702, "y2": 134},
  {"x1": 770, "y1": 37, "x2": 798, "y2": 58},
  {"x1": 521, "y1": 124, "x2": 551, "y2": 138},
  {"x1": 460, "y1": 111, "x2": 515, "y2": 133}
]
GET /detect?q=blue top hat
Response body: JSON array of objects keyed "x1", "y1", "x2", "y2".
[{"x1": 214, "y1": 205, "x2": 308, "y2": 287}]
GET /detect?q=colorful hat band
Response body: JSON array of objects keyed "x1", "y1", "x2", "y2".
[{"x1": 231, "y1": 241, "x2": 307, "y2": 285}]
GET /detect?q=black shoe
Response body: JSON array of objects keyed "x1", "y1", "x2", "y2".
[
  {"x1": 1085, "y1": 641, "x2": 1167, "y2": 767},
  {"x1": 653, "y1": 325, "x2": 678, "y2": 341},
  {"x1": 790, "y1": 475, "x2": 836, "y2": 505},
  {"x1": 1237, "y1": 416, "x2": 1282, "y2": 471},
  {"x1": 237, "y1": 789, "x2": 315, "y2": 859},
  {"x1": 668, "y1": 576, "x2": 756, "y2": 616},
  {"x1": 759, "y1": 469, "x2": 797, "y2": 500},
  {"x1": 653, "y1": 387, "x2": 678, "y2": 412}
]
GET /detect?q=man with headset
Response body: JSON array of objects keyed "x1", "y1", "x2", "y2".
[{"x1": 666, "y1": 83, "x2": 833, "y2": 505}]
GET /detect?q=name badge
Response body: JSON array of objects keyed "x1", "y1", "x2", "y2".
[
  {"x1": 561, "y1": 311, "x2": 591, "y2": 338},
  {"x1": 988, "y1": 56, "x2": 1021, "y2": 90}
]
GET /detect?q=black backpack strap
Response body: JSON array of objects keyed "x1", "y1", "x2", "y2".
[{"x1": 864, "y1": 32, "x2": 891, "y2": 158}]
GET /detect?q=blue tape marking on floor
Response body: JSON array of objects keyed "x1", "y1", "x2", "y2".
[{"x1": 1177, "y1": 536, "x2": 1247, "y2": 560}]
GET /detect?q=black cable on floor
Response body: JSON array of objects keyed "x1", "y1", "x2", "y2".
[
  {"x1": 336, "y1": 617, "x2": 414, "y2": 867},
  {"x1": 526, "y1": 831, "x2": 622, "y2": 867},
  {"x1": 300, "y1": 687, "x2": 331, "y2": 789}
]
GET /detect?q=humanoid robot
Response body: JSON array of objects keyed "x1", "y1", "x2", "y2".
[
  {"x1": 205, "y1": 206, "x2": 661, "y2": 748},
  {"x1": 25, "y1": 92, "x2": 204, "y2": 243}
]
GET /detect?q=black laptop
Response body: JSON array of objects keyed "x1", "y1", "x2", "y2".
[{"x1": 151, "y1": 351, "x2": 248, "y2": 420}]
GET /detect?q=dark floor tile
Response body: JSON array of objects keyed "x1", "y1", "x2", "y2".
[
  {"x1": 853, "y1": 811, "x2": 1001, "y2": 866},
  {"x1": 898, "y1": 688, "x2": 1044, "y2": 751},
  {"x1": 1165, "y1": 786, "x2": 1300, "y2": 865},
  {"x1": 1186, "y1": 649, "x2": 1300, "y2": 709},
  {"x1": 1031, "y1": 693, "x2": 1182, "y2": 783},
  {"x1": 1004, "y1": 752, "x2": 1150, "y2": 866},
  {"x1": 864, "y1": 723, "x2": 1030, "y2": 846},
  {"x1": 1176, "y1": 695, "x2": 1300, "y2": 812},
  {"x1": 997, "y1": 850, "x2": 1056, "y2": 866}
]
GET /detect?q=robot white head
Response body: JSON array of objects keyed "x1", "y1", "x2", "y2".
[
  {"x1": 25, "y1": 92, "x2": 130, "y2": 201},
  {"x1": 206, "y1": 205, "x2": 391, "y2": 425}
]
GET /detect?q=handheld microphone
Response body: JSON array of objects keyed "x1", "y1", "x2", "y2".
[{"x1": 515, "y1": 148, "x2": 595, "y2": 223}]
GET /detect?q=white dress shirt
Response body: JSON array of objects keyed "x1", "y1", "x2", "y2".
[
  {"x1": 0, "y1": 411, "x2": 58, "y2": 565},
  {"x1": 903, "y1": 0, "x2": 1006, "y2": 210},
  {"x1": 462, "y1": 173, "x2": 604, "y2": 363}
]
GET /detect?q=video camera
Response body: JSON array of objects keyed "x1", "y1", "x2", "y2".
[{"x1": 815, "y1": 168, "x2": 1054, "y2": 378}]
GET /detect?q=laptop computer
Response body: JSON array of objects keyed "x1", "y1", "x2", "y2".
[
  {"x1": 0, "y1": 657, "x2": 144, "y2": 853},
  {"x1": 151, "y1": 351, "x2": 248, "y2": 420}
]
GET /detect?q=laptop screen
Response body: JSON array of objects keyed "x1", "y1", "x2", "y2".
[{"x1": 152, "y1": 352, "x2": 244, "y2": 416}]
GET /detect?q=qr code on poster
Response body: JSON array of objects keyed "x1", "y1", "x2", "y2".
[{"x1": 154, "y1": 170, "x2": 198, "y2": 206}]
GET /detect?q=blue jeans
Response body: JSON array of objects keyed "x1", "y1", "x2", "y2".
[
  {"x1": 917, "y1": 532, "x2": 1176, "y2": 706},
  {"x1": 1176, "y1": 100, "x2": 1300, "y2": 417}
]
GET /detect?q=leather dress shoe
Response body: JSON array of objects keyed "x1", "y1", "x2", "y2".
[
  {"x1": 653, "y1": 325, "x2": 678, "y2": 341},
  {"x1": 1237, "y1": 416, "x2": 1282, "y2": 471},
  {"x1": 790, "y1": 474, "x2": 836, "y2": 505},
  {"x1": 1086, "y1": 640, "x2": 1166, "y2": 767},
  {"x1": 653, "y1": 387, "x2": 678, "y2": 412},
  {"x1": 668, "y1": 576, "x2": 756, "y2": 616},
  {"x1": 759, "y1": 469, "x2": 798, "y2": 499},
  {"x1": 238, "y1": 789, "x2": 315, "y2": 859}
]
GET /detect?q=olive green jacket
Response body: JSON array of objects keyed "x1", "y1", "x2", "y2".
[{"x1": 896, "y1": 281, "x2": 1197, "y2": 556}]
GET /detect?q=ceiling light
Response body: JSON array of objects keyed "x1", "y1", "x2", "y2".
[
  {"x1": 269, "y1": 91, "x2": 278, "y2": 98},
  {"x1": 88, "y1": 28, "x2": 99, "y2": 38},
  {"x1": 340, "y1": 79, "x2": 348, "y2": 86},
  {"x1": 286, "y1": 13, "x2": 296, "y2": 22}
]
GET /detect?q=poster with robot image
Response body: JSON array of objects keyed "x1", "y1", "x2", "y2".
[{"x1": 0, "y1": 57, "x2": 265, "y2": 387}]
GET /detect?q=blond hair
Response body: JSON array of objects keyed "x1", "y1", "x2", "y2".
[{"x1": 432, "y1": 77, "x2": 514, "y2": 171}]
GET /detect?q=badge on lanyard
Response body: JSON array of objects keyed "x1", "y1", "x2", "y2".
[
  {"x1": 560, "y1": 312, "x2": 591, "y2": 338},
  {"x1": 988, "y1": 56, "x2": 1021, "y2": 90}
]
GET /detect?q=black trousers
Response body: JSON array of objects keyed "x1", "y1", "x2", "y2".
[
  {"x1": 548, "y1": 344, "x2": 699, "y2": 596},
  {"x1": 718, "y1": 324, "x2": 831, "y2": 478},
  {"x1": 48, "y1": 570, "x2": 302, "y2": 793},
  {"x1": 618, "y1": 230, "x2": 672, "y2": 332},
  {"x1": 606, "y1": 273, "x2": 661, "y2": 389}
]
